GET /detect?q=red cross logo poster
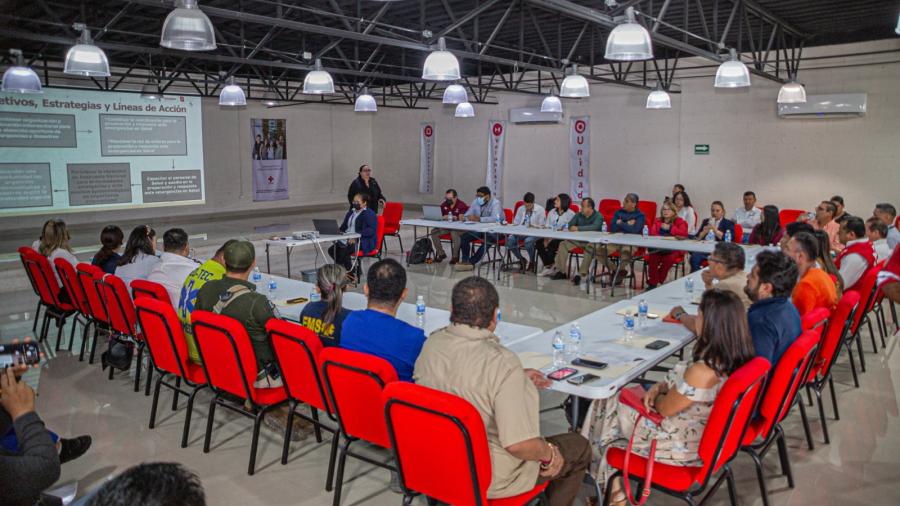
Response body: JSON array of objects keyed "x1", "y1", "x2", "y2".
[
  {"x1": 251, "y1": 118, "x2": 289, "y2": 201},
  {"x1": 569, "y1": 116, "x2": 590, "y2": 200},
  {"x1": 419, "y1": 122, "x2": 435, "y2": 194},
  {"x1": 486, "y1": 120, "x2": 506, "y2": 199}
]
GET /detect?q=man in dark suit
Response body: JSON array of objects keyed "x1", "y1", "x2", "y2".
[
  {"x1": 329, "y1": 192, "x2": 378, "y2": 272},
  {"x1": 690, "y1": 200, "x2": 737, "y2": 272}
]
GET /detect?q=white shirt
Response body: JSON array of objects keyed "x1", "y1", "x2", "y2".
[
  {"x1": 513, "y1": 204, "x2": 547, "y2": 228},
  {"x1": 115, "y1": 251, "x2": 161, "y2": 290},
  {"x1": 347, "y1": 208, "x2": 363, "y2": 234},
  {"x1": 839, "y1": 238, "x2": 870, "y2": 289},
  {"x1": 677, "y1": 206, "x2": 697, "y2": 235},
  {"x1": 874, "y1": 239, "x2": 892, "y2": 261},
  {"x1": 147, "y1": 252, "x2": 199, "y2": 306},
  {"x1": 47, "y1": 248, "x2": 78, "y2": 286},
  {"x1": 546, "y1": 209, "x2": 576, "y2": 230},
  {"x1": 733, "y1": 206, "x2": 762, "y2": 231},
  {"x1": 887, "y1": 225, "x2": 900, "y2": 250}
]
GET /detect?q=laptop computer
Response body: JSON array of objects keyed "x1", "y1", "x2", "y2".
[
  {"x1": 313, "y1": 219, "x2": 342, "y2": 236},
  {"x1": 422, "y1": 205, "x2": 444, "y2": 221}
]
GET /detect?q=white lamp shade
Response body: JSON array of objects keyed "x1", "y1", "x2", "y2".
[
  {"x1": 454, "y1": 102, "x2": 474, "y2": 118},
  {"x1": 560, "y1": 74, "x2": 590, "y2": 98},
  {"x1": 541, "y1": 95, "x2": 562, "y2": 113},
  {"x1": 2, "y1": 66, "x2": 42, "y2": 93},
  {"x1": 442, "y1": 84, "x2": 468, "y2": 104},
  {"x1": 160, "y1": 0, "x2": 217, "y2": 51},
  {"x1": 646, "y1": 89, "x2": 671, "y2": 109},
  {"x1": 777, "y1": 81, "x2": 807, "y2": 104},
  {"x1": 605, "y1": 8, "x2": 653, "y2": 61},
  {"x1": 896, "y1": 13, "x2": 900, "y2": 35},
  {"x1": 715, "y1": 50, "x2": 751, "y2": 88},
  {"x1": 422, "y1": 38, "x2": 460, "y2": 81},
  {"x1": 354, "y1": 93, "x2": 377, "y2": 112},
  {"x1": 219, "y1": 80, "x2": 246, "y2": 106},
  {"x1": 261, "y1": 91, "x2": 279, "y2": 107},
  {"x1": 303, "y1": 59, "x2": 334, "y2": 94},
  {"x1": 64, "y1": 43, "x2": 110, "y2": 77},
  {"x1": 140, "y1": 78, "x2": 160, "y2": 99}
]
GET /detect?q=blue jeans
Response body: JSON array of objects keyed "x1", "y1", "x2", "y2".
[
  {"x1": 507, "y1": 235, "x2": 538, "y2": 262},
  {"x1": 460, "y1": 232, "x2": 497, "y2": 264},
  {"x1": 2, "y1": 427, "x2": 59, "y2": 452},
  {"x1": 690, "y1": 252, "x2": 709, "y2": 272}
]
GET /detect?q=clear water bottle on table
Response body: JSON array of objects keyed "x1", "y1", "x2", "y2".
[
  {"x1": 415, "y1": 295, "x2": 426, "y2": 328},
  {"x1": 268, "y1": 276, "x2": 277, "y2": 295},
  {"x1": 552, "y1": 330, "x2": 567, "y2": 367},
  {"x1": 623, "y1": 312, "x2": 635, "y2": 342},
  {"x1": 642, "y1": 225, "x2": 649, "y2": 239},
  {"x1": 684, "y1": 277, "x2": 695, "y2": 294},
  {"x1": 638, "y1": 299, "x2": 649, "y2": 328},
  {"x1": 567, "y1": 323, "x2": 582, "y2": 359}
]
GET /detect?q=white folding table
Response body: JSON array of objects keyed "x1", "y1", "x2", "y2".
[{"x1": 264, "y1": 233, "x2": 360, "y2": 278}]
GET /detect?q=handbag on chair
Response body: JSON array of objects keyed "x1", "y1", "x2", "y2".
[{"x1": 617, "y1": 386, "x2": 664, "y2": 505}]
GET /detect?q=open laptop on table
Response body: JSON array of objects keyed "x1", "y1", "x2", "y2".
[
  {"x1": 313, "y1": 219, "x2": 343, "y2": 236},
  {"x1": 422, "y1": 205, "x2": 444, "y2": 221}
]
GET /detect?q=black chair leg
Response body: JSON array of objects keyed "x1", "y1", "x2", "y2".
[
  {"x1": 203, "y1": 394, "x2": 220, "y2": 453},
  {"x1": 325, "y1": 429, "x2": 340, "y2": 491},
  {"x1": 281, "y1": 402, "x2": 296, "y2": 465},
  {"x1": 845, "y1": 341, "x2": 860, "y2": 388},
  {"x1": 797, "y1": 400, "x2": 815, "y2": 450},
  {"x1": 867, "y1": 317, "x2": 878, "y2": 354},
  {"x1": 39, "y1": 313, "x2": 50, "y2": 343},
  {"x1": 78, "y1": 321, "x2": 92, "y2": 362},
  {"x1": 332, "y1": 438, "x2": 353, "y2": 506},
  {"x1": 54, "y1": 316, "x2": 65, "y2": 351},
  {"x1": 747, "y1": 449, "x2": 770, "y2": 506},
  {"x1": 32, "y1": 301, "x2": 42, "y2": 333},
  {"x1": 725, "y1": 467, "x2": 739, "y2": 506},
  {"x1": 149, "y1": 373, "x2": 164, "y2": 429},
  {"x1": 248, "y1": 409, "x2": 265, "y2": 475},
  {"x1": 775, "y1": 425, "x2": 794, "y2": 488},
  {"x1": 181, "y1": 386, "x2": 203, "y2": 449},
  {"x1": 89, "y1": 326, "x2": 101, "y2": 365},
  {"x1": 855, "y1": 331, "x2": 867, "y2": 372},
  {"x1": 172, "y1": 378, "x2": 181, "y2": 411},
  {"x1": 815, "y1": 388, "x2": 831, "y2": 444},
  {"x1": 133, "y1": 345, "x2": 143, "y2": 393},
  {"x1": 310, "y1": 406, "x2": 323, "y2": 443},
  {"x1": 145, "y1": 360, "x2": 153, "y2": 396},
  {"x1": 828, "y1": 376, "x2": 840, "y2": 420},
  {"x1": 68, "y1": 316, "x2": 78, "y2": 351}
]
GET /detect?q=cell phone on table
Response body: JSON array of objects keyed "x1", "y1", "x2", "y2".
[
  {"x1": 547, "y1": 367, "x2": 578, "y2": 381},
  {"x1": 0, "y1": 342, "x2": 40, "y2": 368},
  {"x1": 285, "y1": 296, "x2": 309, "y2": 305},
  {"x1": 571, "y1": 357, "x2": 608, "y2": 370},
  {"x1": 568, "y1": 373, "x2": 601, "y2": 385},
  {"x1": 645, "y1": 340, "x2": 670, "y2": 350}
]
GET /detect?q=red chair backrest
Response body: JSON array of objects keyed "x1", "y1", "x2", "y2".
[
  {"x1": 20, "y1": 249, "x2": 63, "y2": 307},
  {"x1": 733, "y1": 224, "x2": 744, "y2": 243},
  {"x1": 382, "y1": 202, "x2": 404, "y2": 231},
  {"x1": 599, "y1": 198, "x2": 620, "y2": 218},
  {"x1": 569, "y1": 203, "x2": 580, "y2": 214},
  {"x1": 503, "y1": 208, "x2": 514, "y2": 223},
  {"x1": 99, "y1": 274, "x2": 138, "y2": 337},
  {"x1": 267, "y1": 319, "x2": 331, "y2": 413},
  {"x1": 383, "y1": 382, "x2": 492, "y2": 506},
  {"x1": 55, "y1": 258, "x2": 89, "y2": 314},
  {"x1": 800, "y1": 307, "x2": 830, "y2": 332},
  {"x1": 191, "y1": 310, "x2": 260, "y2": 402},
  {"x1": 135, "y1": 297, "x2": 192, "y2": 380},
  {"x1": 753, "y1": 332, "x2": 818, "y2": 441},
  {"x1": 808, "y1": 291, "x2": 860, "y2": 382},
  {"x1": 848, "y1": 261, "x2": 884, "y2": 335},
  {"x1": 320, "y1": 347, "x2": 398, "y2": 448},
  {"x1": 696, "y1": 357, "x2": 770, "y2": 484},
  {"x1": 131, "y1": 279, "x2": 171, "y2": 304},
  {"x1": 513, "y1": 200, "x2": 524, "y2": 215},
  {"x1": 362, "y1": 216, "x2": 386, "y2": 256},
  {"x1": 637, "y1": 201, "x2": 657, "y2": 223},
  {"x1": 779, "y1": 209, "x2": 805, "y2": 227},
  {"x1": 18, "y1": 247, "x2": 42, "y2": 300},
  {"x1": 76, "y1": 263, "x2": 108, "y2": 323}
]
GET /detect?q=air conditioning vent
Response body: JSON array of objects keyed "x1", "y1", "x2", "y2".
[
  {"x1": 777, "y1": 93, "x2": 866, "y2": 119},
  {"x1": 508, "y1": 107, "x2": 563, "y2": 124}
]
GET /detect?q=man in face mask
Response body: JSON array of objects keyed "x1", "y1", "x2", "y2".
[
  {"x1": 431, "y1": 189, "x2": 469, "y2": 263},
  {"x1": 456, "y1": 186, "x2": 504, "y2": 271},
  {"x1": 329, "y1": 192, "x2": 378, "y2": 274}
]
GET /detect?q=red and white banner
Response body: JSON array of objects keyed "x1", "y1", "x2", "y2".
[
  {"x1": 486, "y1": 120, "x2": 506, "y2": 199},
  {"x1": 419, "y1": 122, "x2": 435, "y2": 194},
  {"x1": 569, "y1": 116, "x2": 591, "y2": 200}
]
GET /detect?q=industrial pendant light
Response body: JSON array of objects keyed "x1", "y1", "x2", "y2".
[
  {"x1": 160, "y1": 0, "x2": 216, "y2": 51},
  {"x1": 140, "y1": 77, "x2": 160, "y2": 99},
  {"x1": 605, "y1": 7, "x2": 653, "y2": 61},
  {"x1": 454, "y1": 102, "x2": 474, "y2": 118},
  {"x1": 303, "y1": 58, "x2": 334, "y2": 94},
  {"x1": 896, "y1": 12, "x2": 900, "y2": 35},
  {"x1": 354, "y1": 87, "x2": 377, "y2": 112},
  {"x1": 646, "y1": 84, "x2": 671, "y2": 109},
  {"x1": 2, "y1": 49, "x2": 42, "y2": 94},
  {"x1": 777, "y1": 80, "x2": 807, "y2": 104},
  {"x1": 64, "y1": 24, "x2": 110, "y2": 77},
  {"x1": 714, "y1": 48, "x2": 751, "y2": 88},
  {"x1": 422, "y1": 37, "x2": 461, "y2": 81},
  {"x1": 541, "y1": 95, "x2": 562, "y2": 113},
  {"x1": 559, "y1": 65, "x2": 590, "y2": 98},
  {"x1": 261, "y1": 90, "x2": 279, "y2": 107},
  {"x1": 442, "y1": 84, "x2": 468, "y2": 104},
  {"x1": 218, "y1": 76, "x2": 246, "y2": 106}
]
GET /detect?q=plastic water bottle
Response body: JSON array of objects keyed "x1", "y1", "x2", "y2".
[
  {"x1": 705, "y1": 228, "x2": 716, "y2": 241},
  {"x1": 268, "y1": 277, "x2": 277, "y2": 295},
  {"x1": 552, "y1": 331, "x2": 567, "y2": 367},
  {"x1": 563, "y1": 222, "x2": 569, "y2": 232},
  {"x1": 623, "y1": 313, "x2": 636, "y2": 342},
  {"x1": 252, "y1": 266, "x2": 262, "y2": 284},
  {"x1": 684, "y1": 277, "x2": 695, "y2": 294},
  {"x1": 415, "y1": 295, "x2": 426, "y2": 328},
  {"x1": 309, "y1": 289, "x2": 321, "y2": 303},
  {"x1": 638, "y1": 299, "x2": 649, "y2": 328},
  {"x1": 724, "y1": 230, "x2": 732, "y2": 243},
  {"x1": 601, "y1": 220, "x2": 608, "y2": 233},
  {"x1": 567, "y1": 323, "x2": 582, "y2": 359},
  {"x1": 524, "y1": 214, "x2": 530, "y2": 227},
  {"x1": 642, "y1": 225, "x2": 649, "y2": 239}
]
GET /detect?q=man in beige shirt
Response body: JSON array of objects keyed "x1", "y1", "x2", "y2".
[
  {"x1": 414, "y1": 277, "x2": 591, "y2": 505},
  {"x1": 671, "y1": 242, "x2": 751, "y2": 331}
]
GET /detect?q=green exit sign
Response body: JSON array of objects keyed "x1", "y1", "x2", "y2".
[{"x1": 694, "y1": 144, "x2": 710, "y2": 155}]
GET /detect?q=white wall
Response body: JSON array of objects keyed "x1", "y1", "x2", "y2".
[{"x1": 372, "y1": 39, "x2": 900, "y2": 219}]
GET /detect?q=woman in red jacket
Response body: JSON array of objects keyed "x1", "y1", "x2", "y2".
[{"x1": 646, "y1": 201, "x2": 690, "y2": 288}]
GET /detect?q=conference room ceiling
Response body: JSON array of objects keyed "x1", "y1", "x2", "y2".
[{"x1": 0, "y1": 1, "x2": 897, "y2": 107}]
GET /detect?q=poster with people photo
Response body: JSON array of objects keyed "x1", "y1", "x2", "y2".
[{"x1": 251, "y1": 118, "x2": 289, "y2": 201}]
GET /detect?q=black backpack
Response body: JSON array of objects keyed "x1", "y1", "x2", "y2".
[{"x1": 407, "y1": 237, "x2": 434, "y2": 264}]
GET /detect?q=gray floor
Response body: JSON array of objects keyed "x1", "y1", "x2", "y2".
[{"x1": 3, "y1": 212, "x2": 899, "y2": 505}]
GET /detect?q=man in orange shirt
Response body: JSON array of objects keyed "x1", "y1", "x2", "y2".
[{"x1": 787, "y1": 231, "x2": 837, "y2": 316}]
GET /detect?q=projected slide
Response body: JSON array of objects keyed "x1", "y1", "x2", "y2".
[{"x1": 0, "y1": 88, "x2": 204, "y2": 215}]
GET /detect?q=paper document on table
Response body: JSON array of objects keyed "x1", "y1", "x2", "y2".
[
  {"x1": 614, "y1": 306, "x2": 665, "y2": 318},
  {"x1": 518, "y1": 352, "x2": 552, "y2": 371},
  {"x1": 691, "y1": 293, "x2": 703, "y2": 305}
]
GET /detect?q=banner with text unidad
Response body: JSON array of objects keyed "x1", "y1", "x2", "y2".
[
  {"x1": 419, "y1": 122, "x2": 435, "y2": 194},
  {"x1": 486, "y1": 120, "x2": 506, "y2": 200},
  {"x1": 569, "y1": 116, "x2": 590, "y2": 200},
  {"x1": 251, "y1": 118, "x2": 288, "y2": 201}
]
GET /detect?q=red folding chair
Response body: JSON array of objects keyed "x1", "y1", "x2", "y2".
[
  {"x1": 383, "y1": 382, "x2": 548, "y2": 506},
  {"x1": 19, "y1": 248, "x2": 76, "y2": 349},
  {"x1": 598, "y1": 199, "x2": 620, "y2": 219},
  {"x1": 131, "y1": 279, "x2": 172, "y2": 304},
  {"x1": 191, "y1": 310, "x2": 289, "y2": 475},
  {"x1": 779, "y1": 209, "x2": 805, "y2": 227},
  {"x1": 740, "y1": 332, "x2": 818, "y2": 506},
  {"x1": 733, "y1": 224, "x2": 744, "y2": 243},
  {"x1": 267, "y1": 319, "x2": 340, "y2": 485},
  {"x1": 54, "y1": 258, "x2": 91, "y2": 353},
  {"x1": 352, "y1": 215, "x2": 385, "y2": 279},
  {"x1": 381, "y1": 202, "x2": 405, "y2": 254},
  {"x1": 637, "y1": 201, "x2": 657, "y2": 224},
  {"x1": 98, "y1": 274, "x2": 151, "y2": 394},
  {"x1": 18, "y1": 247, "x2": 47, "y2": 335},
  {"x1": 135, "y1": 298, "x2": 208, "y2": 448},
  {"x1": 513, "y1": 200, "x2": 525, "y2": 215},
  {"x1": 76, "y1": 263, "x2": 109, "y2": 363},
  {"x1": 602, "y1": 357, "x2": 770, "y2": 506},
  {"x1": 800, "y1": 307, "x2": 830, "y2": 332},
  {"x1": 320, "y1": 347, "x2": 398, "y2": 506},
  {"x1": 845, "y1": 261, "x2": 884, "y2": 373}
]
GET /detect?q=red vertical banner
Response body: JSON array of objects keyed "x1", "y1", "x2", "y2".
[
  {"x1": 486, "y1": 120, "x2": 506, "y2": 200},
  {"x1": 419, "y1": 122, "x2": 434, "y2": 194},
  {"x1": 569, "y1": 116, "x2": 590, "y2": 200}
]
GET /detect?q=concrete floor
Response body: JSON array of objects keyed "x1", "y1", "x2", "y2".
[{"x1": 3, "y1": 212, "x2": 899, "y2": 505}]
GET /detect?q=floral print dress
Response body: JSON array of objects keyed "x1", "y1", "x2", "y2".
[{"x1": 586, "y1": 362, "x2": 725, "y2": 481}]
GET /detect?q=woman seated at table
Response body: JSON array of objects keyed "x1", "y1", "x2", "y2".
[
  {"x1": 645, "y1": 201, "x2": 689, "y2": 289},
  {"x1": 748, "y1": 205, "x2": 784, "y2": 246},
  {"x1": 537, "y1": 193, "x2": 576, "y2": 276},
  {"x1": 299, "y1": 264, "x2": 353, "y2": 347},
  {"x1": 588, "y1": 289, "x2": 755, "y2": 506}
]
